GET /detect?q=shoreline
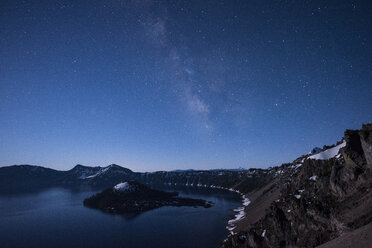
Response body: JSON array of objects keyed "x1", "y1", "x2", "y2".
[
  {"x1": 159, "y1": 182, "x2": 251, "y2": 243},
  {"x1": 226, "y1": 194, "x2": 250, "y2": 234}
]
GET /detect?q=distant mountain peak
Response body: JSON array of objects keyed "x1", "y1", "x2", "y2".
[
  {"x1": 72, "y1": 164, "x2": 90, "y2": 169},
  {"x1": 106, "y1": 164, "x2": 123, "y2": 169},
  {"x1": 308, "y1": 147, "x2": 323, "y2": 155}
]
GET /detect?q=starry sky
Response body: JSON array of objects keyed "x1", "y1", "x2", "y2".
[{"x1": 1, "y1": 0, "x2": 372, "y2": 171}]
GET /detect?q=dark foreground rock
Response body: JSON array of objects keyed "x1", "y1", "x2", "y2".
[
  {"x1": 83, "y1": 181, "x2": 213, "y2": 213},
  {"x1": 224, "y1": 123, "x2": 372, "y2": 248}
]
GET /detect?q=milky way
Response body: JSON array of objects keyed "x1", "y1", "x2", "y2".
[{"x1": 1, "y1": 0, "x2": 371, "y2": 171}]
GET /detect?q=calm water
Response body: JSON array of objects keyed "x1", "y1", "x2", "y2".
[{"x1": 0, "y1": 186, "x2": 241, "y2": 248}]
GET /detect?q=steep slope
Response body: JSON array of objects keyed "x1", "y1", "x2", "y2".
[
  {"x1": 224, "y1": 124, "x2": 372, "y2": 248},
  {"x1": 317, "y1": 222, "x2": 372, "y2": 248}
]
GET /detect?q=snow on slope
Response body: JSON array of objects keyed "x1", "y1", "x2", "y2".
[
  {"x1": 72, "y1": 166, "x2": 101, "y2": 179},
  {"x1": 78, "y1": 171, "x2": 91, "y2": 179},
  {"x1": 227, "y1": 195, "x2": 251, "y2": 234},
  {"x1": 84, "y1": 165, "x2": 128, "y2": 179},
  {"x1": 85, "y1": 167, "x2": 111, "y2": 179},
  {"x1": 309, "y1": 141, "x2": 346, "y2": 160},
  {"x1": 114, "y1": 182, "x2": 132, "y2": 192}
]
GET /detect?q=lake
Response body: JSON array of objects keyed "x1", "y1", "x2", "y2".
[{"x1": 0, "y1": 185, "x2": 242, "y2": 248}]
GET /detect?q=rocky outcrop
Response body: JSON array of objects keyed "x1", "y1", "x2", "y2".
[
  {"x1": 360, "y1": 124, "x2": 372, "y2": 168},
  {"x1": 224, "y1": 124, "x2": 372, "y2": 248}
]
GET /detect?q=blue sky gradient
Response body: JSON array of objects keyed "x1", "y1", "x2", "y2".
[{"x1": 1, "y1": 0, "x2": 372, "y2": 171}]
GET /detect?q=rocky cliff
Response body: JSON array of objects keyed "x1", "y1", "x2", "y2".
[{"x1": 224, "y1": 124, "x2": 372, "y2": 248}]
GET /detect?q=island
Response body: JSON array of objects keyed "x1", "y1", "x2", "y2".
[{"x1": 83, "y1": 181, "x2": 213, "y2": 213}]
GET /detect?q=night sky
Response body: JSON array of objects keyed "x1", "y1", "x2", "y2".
[{"x1": 1, "y1": 0, "x2": 371, "y2": 171}]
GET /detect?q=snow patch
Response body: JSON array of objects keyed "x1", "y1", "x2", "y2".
[
  {"x1": 274, "y1": 169, "x2": 284, "y2": 177},
  {"x1": 309, "y1": 175, "x2": 317, "y2": 181},
  {"x1": 114, "y1": 182, "x2": 132, "y2": 192},
  {"x1": 309, "y1": 142, "x2": 346, "y2": 160},
  {"x1": 295, "y1": 163, "x2": 302, "y2": 169},
  {"x1": 83, "y1": 165, "x2": 128, "y2": 179},
  {"x1": 261, "y1": 230, "x2": 266, "y2": 238},
  {"x1": 294, "y1": 194, "x2": 301, "y2": 199}
]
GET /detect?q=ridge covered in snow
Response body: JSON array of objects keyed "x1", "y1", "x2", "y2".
[{"x1": 308, "y1": 141, "x2": 346, "y2": 160}]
